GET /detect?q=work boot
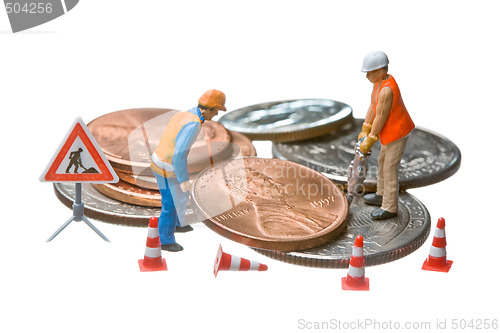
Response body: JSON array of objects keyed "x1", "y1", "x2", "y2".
[
  {"x1": 161, "y1": 243, "x2": 184, "y2": 252},
  {"x1": 175, "y1": 225, "x2": 193, "y2": 233},
  {"x1": 371, "y1": 208, "x2": 397, "y2": 220},
  {"x1": 363, "y1": 193, "x2": 383, "y2": 206}
]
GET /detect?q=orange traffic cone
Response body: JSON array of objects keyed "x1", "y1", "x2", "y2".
[
  {"x1": 214, "y1": 245, "x2": 268, "y2": 277},
  {"x1": 342, "y1": 235, "x2": 370, "y2": 291},
  {"x1": 422, "y1": 217, "x2": 453, "y2": 272},
  {"x1": 138, "y1": 217, "x2": 168, "y2": 272}
]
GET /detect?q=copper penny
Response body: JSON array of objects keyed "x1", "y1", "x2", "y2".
[
  {"x1": 93, "y1": 180, "x2": 162, "y2": 207},
  {"x1": 114, "y1": 169, "x2": 159, "y2": 191},
  {"x1": 116, "y1": 131, "x2": 258, "y2": 190},
  {"x1": 87, "y1": 108, "x2": 233, "y2": 176},
  {"x1": 192, "y1": 157, "x2": 349, "y2": 251}
]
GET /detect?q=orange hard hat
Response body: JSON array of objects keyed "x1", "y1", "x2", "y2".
[{"x1": 198, "y1": 89, "x2": 227, "y2": 111}]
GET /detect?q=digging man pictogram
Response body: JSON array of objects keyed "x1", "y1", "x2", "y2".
[{"x1": 65, "y1": 147, "x2": 98, "y2": 173}]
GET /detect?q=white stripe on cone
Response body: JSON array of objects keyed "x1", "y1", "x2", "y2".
[
  {"x1": 347, "y1": 266, "x2": 365, "y2": 278},
  {"x1": 352, "y1": 246, "x2": 363, "y2": 257},
  {"x1": 429, "y1": 245, "x2": 446, "y2": 257},
  {"x1": 148, "y1": 228, "x2": 159, "y2": 238},
  {"x1": 144, "y1": 246, "x2": 161, "y2": 258},
  {"x1": 249, "y1": 261, "x2": 260, "y2": 270},
  {"x1": 230, "y1": 256, "x2": 242, "y2": 270},
  {"x1": 434, "y1": 228, "x2": 445, "y2": 238}
]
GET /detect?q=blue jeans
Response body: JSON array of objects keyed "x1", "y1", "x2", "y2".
[{"x1": 154, "y1": 173, "x2": 190, "y2": 245}]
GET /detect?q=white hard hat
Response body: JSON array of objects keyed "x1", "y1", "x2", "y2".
[{"x1": 361, "y1": 51, "x2": 389, "y2": 72}]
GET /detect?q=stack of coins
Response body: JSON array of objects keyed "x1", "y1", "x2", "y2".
[
  {"x1": 53, "y1": 99, "x2": 461, "y2": 266},
  {"x1": 85, "y1": 108, "x2": 257, "y2": 207}
]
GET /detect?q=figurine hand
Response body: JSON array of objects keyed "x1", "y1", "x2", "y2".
[
  {"x1": 357, "y1": 122, "x2": 372, "y2": 141},
  {"x1": 359, "y1": 133, "x2": 378, "y2": 154},
  {"x1": 180, "y1": 181, "x2": 192, "y2": 192}
]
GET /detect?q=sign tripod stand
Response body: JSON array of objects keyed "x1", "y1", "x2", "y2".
[{"x1": 46, "y1": 183, "x2": 109, "y2": 242}]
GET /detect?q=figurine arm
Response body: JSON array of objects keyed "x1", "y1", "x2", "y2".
[
  {"x1": 359, "y1": 86, "x2": 393, "y2": 154},
  {"x1": 172, "y1": 121, "x2": 201, "y2": 185},
  {"x1": 364, "y1": 103, "x2": 376, "y2": 125},
  {"x1": 370, "y1": 86, "x2": 393, "y2": 137}
]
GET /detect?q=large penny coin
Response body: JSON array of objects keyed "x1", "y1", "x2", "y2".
[{"x1": 192, "y1": 157, "x2": 349, "y2": 251}]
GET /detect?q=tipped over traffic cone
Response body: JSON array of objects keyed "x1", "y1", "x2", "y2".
[
  {"x1": 342, "y1": 235, "x2": 370, "y2": 291},
  {"x1": 214, "y1": 245, "x2": 268, "y2": 277},
  {"x1": 422, "y1": 217, "x2": 453, "y2": 272},
  {"x1": 138, "y1": 217, "x2": 168, "y2": 272}
]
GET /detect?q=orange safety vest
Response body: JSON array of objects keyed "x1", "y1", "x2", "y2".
[
  {"x1": 150, "y1": 110, "x2": 202, "y2": 179},
  {"x1": 374, "y1": 75, "x2": 415, "y2": 145}
]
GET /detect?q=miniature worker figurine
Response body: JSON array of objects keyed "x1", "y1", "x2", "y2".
[
  {"x1": 358, "y1": 51, "x2": 415, "y2": 220},
  {"x1": 151, "y1": 89, "x2": 227, "y2": 251}
]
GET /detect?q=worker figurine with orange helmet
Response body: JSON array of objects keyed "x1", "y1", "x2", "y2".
[
  {"x1": 151, "y1": 89, "x2": 226, "y2": 251},
  {"x1": 357, "y1": 51, "x2": 415, "y2": 220}
]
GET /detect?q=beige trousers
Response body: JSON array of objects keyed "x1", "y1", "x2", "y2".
[{"x1": 376, "y1": 135, "x2": 409, "y2": 213}]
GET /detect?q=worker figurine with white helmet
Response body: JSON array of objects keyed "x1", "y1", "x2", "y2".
[
  {"x1": 151, "y1": 89, "x2": 227, "y2": 251},
  {"x1": 358, "y1": 51, "x2": 415, "y2": 220}
]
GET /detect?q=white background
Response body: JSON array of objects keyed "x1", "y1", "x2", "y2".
[{"x1": 1, "y1": 1, "x2": 498, "y2": 332}]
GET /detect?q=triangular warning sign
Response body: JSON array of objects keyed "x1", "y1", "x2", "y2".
[{"x1": 40, "y1": 117, "x2": 119, "y2": 183}]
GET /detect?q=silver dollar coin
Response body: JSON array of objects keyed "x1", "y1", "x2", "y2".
[
  {"x1": 53, "y1": 183, "x2": 198, "y2": 227},
  {"x1": 272, "y1": 119, "x2": 461, "y2": 191},
  {"x1": 254, "y1": 191, "x2": 430, "y2": 268},
  {"x1": 219, "y1": 99, "x2": 353, "y2": 142}
]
